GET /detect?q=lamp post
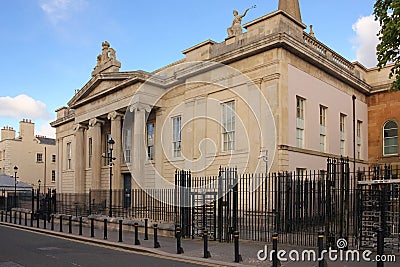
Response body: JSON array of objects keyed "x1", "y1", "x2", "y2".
[
  {"x1": 13, "y1": 166, "x2": 18, "y2": 208},
  {"x1": 37, "y1": 179, "x2": 41, "y2": 216},
  {"x1": 102, "y1": 138, "x2": 116, "y2": 217}
]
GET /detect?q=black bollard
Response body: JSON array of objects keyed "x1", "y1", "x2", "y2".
[
  {"x1": 377, "y1": 228, "x2": 384, "y2": 267},
  {"x1": 30, "y1": 212, "x2": 33, "y2": 227},
  {"x1": 36, "y1": 213, "x2": 40, "y2": 228},
  {"x1": 153, "y1": 224, "x2": 160, "y2": 248},
  {"x1": 144, "y1": 218, "x2": 149, "y2": 240},
  {"x1": 1, "y1": 210, "x2": 3, "y2": 222},
  {"x1": 60, "y1": 215, "x2": 63, "y2": 232},
  {"x1": 175, "y1": 227, "x2": 183, "y2": 254},
  {"x1": 203, "y1": 230, "x2": 211, "y2": 258},
  {"x1": 272, "y1": 233, "x2": 280, "y2": 267},
  {"x1": 5, "y1": 210, "x2": 7, "y2": 222},
  {"x1": 19, "y1": 211, "x2": 21, "y2": 225},
  {"x1": 233, "y1": 231, "x2": 242, "y2": 263},
  {"x1": 14, "y1": 211, "x2": 17, "y2": 224},
  {"x1": 118, "y1": 220, "x2": 123, "y2": 242},
  {"x1": 134, "y1": 222, "x2": 141, "y2": 245},
  {"x1": 51, "y1": 215, "x2": 54, "y2": 230},
  {"x1": 103, "y1": 218, "x2": 108, "y2": 240},
  {"x1": 43, "y1": 213, "x2": 47, "y2": 229},
  {"x1": 9, "y1": 210, "x2": 12, "y2": 223},
  {"x1": 24, "y1": 212, "x2": 27, "y2": 226},
  {"x1": 79, "y1": 217, "x2": 82, "y2": 236},
  {"x1": 318, "y1": 230, "x2": 326, "y2": 267},
  {"x1": 90, "y1": 218, "x2": 94, "y2": 237},
  {"x1": 68, "y1": 216, "x2": 72, "y2": 234}
]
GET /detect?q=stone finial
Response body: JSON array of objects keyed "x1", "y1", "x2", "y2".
[
  {"x1": 92, "y1": 41, "x2": 121, "y2": 76},
  {"x1": 309, "y1": 25, "x2": 315, "y2": 38}
]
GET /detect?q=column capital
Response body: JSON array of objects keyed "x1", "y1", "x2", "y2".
[
  {"x1": 129, "y1": 103, "x2": 152, "y2": 113},
  {"x1": 107, "y1": 111, "x2": 124, "y2": 121},
  {"x1": 88, "y1": 118, "x2": 105, "y2": 127},
  {"x1": 73, "y1": 123, "x2": 88, "y2": 133}
]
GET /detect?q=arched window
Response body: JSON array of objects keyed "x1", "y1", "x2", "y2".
[{"x1": 383, "y1": 120, "x2": 398, "y2": 155}]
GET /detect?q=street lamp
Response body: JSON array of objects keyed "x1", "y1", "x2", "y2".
[
  {"x1": 13, "y1": 166, "x2": 18, "y2": 208},
  {"x1": 37, "y1": 179, "x2": 41, "y2": 217},
  {"x1": 102, "y1": 137, "x2": 116, "y2": 217}
]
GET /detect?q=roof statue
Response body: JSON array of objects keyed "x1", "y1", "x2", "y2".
[
  {"x1": 278, "y1": 0, "x2": 302, "y2": 22},
  {"x1": 227, "y1": 6, "x2": 256, "y2": 37},
  {"x1": 92, "y1": 41, "x2": 121, "y2": 76}
]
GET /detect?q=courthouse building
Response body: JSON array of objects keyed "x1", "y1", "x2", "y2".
[{"x1": 51, "y1": 0, "x2": 393, "y2": 193}]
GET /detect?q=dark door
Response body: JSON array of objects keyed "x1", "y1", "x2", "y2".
[{"x1": 123, "y1": 174, "x2": 132, "y2": 208}]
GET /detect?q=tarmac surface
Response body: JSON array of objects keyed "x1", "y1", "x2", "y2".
[{"x1": 0, "y1": 212, "x2": 399, "y2": 267}]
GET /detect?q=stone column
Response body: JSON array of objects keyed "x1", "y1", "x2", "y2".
[
  {"x1": 73, "y1": 124, "x2": 87, "y2": 193},
  {"x1": 130, "y1": 103, "x2": 151, "y2": 188},
  {"x1": 108, "y1": 111, "x2": 124, "y2": 190},
  {"x1": 89, "y1": 118, "x2": 104, "y2": 190}
]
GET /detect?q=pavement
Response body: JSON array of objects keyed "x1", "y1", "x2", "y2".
[{"x1": 1, "y1": 211, "x2": 399, "y2": 267}]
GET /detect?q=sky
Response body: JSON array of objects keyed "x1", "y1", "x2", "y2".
[{"x1": 0, "y1": 0, "x2": 380, "y2": 138}]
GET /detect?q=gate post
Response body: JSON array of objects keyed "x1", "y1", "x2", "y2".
[
  {"x1": 217, "y1": 167, "x2": 223, "y2": 242},
  {"x1": 232, "y1": 168, "x2": 238, "y2": 232}
]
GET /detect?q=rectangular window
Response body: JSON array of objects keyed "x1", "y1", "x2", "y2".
[
  {"x1": 340, "y1": 114, "x2": 346, "y2": 155},
  {"x1": 51, "y1": 170, "x2": 56, "y2": 182},
  {"x1": 37, "y1": 153, "x2": 43, "y2": 163},
  {"x1": 319, "y1": 105, "x2": 327, "y2": 152},
  {"x1": 296, "y1": 168, "x2": 307, "y2": 179},
  {"x1": 222, "y1": 101, "x2": 235, "y2": 151},
  {"x1": 66, "y1": 142, "x2": 72, "y2": 170},
  {"x1": 123, "y1": 129, "x2": 131, "y2": 163},
  {"x1": 147, "y1": 123, "x2": 154, "y2": 160},
  {"x1": 357, "y1": 120, "x2": 362, "y2": 159},
  {"x1": 88, "y1": 138, "x2": 93, "y2": 168},
  {"x1": 172, "y1": 116, "x2": 182, "y2": 157},
  {"x1": 296, "y1": 96, "x2": 305, "y2": 148},
  {"x1": 51, "y1": 154, "x2": 56, "y2": 163}
]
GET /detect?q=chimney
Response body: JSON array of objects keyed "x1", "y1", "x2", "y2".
[
  {"x1": 1, "y1": 126, "x2": 16, "y2": 141},
  {"x1": 19, "y1": 119, "x2": 35, "y2": 140}
]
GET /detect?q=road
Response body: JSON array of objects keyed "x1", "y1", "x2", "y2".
[{"x1": 0, "y1": 225, "x2": 206, "y2": 267}]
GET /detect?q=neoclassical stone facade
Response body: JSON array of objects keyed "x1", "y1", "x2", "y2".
[{"x1": 51, "y1": 0, "x2": 393, "y2": 193}]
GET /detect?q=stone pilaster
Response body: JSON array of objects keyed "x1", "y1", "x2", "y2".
[
  {"x1": 73, "y1": 124, "x2": 87, "y2": 193},
  {"x1": 56, "y1": 138, "x2": 63, "y2": 192},
  {"x1": 108, "y1": 111, "x2": 124, "y2": 190},
  {"x1": 88, "y1": 118, "x2": 104, "y2": 190}
]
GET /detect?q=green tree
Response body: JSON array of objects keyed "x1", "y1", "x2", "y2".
[{"x1": 374, "y1": 0, "x2": 400, "y2": 91}]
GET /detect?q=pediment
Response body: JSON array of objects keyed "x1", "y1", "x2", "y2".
[{"x1": 68, "y1": 72, "x2": 140, "y2": 108}]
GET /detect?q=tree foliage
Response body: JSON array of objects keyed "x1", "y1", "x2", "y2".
[{"x1": 373, "y1": 0, "x2": 400, "y2": 90}]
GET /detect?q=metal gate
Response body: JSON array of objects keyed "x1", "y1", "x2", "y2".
[
  {"x1": 175, "y1": 167, "x2": 238, "y2": 241},
  {"x1": 358, "y1": 165, "x2": 400, "y2": 252}
]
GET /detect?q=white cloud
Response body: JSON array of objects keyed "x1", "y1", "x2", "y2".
[
  {"x1": 0, "y1": 94, "x2": 51, "y2": 120},
  {"x1": 40, "y1": 0, "x2": 87, "y2": 24},
  {"x1": 352, "y1": 15, "x2": 380, "y2": 68},
  {"x1": 36, "y1": 122, "x2": 56, "y2": 138}
]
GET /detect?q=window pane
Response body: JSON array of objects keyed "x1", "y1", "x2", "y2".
[
  {"x1": 384, "y1": 129, "x2": 398, "y2": 138},
  {"x1": 384, "y1": 137, "x2": 398, "y2": 147},
  {"x1": 384, "y1": 121, "x2": 398, "y2": 129}
]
